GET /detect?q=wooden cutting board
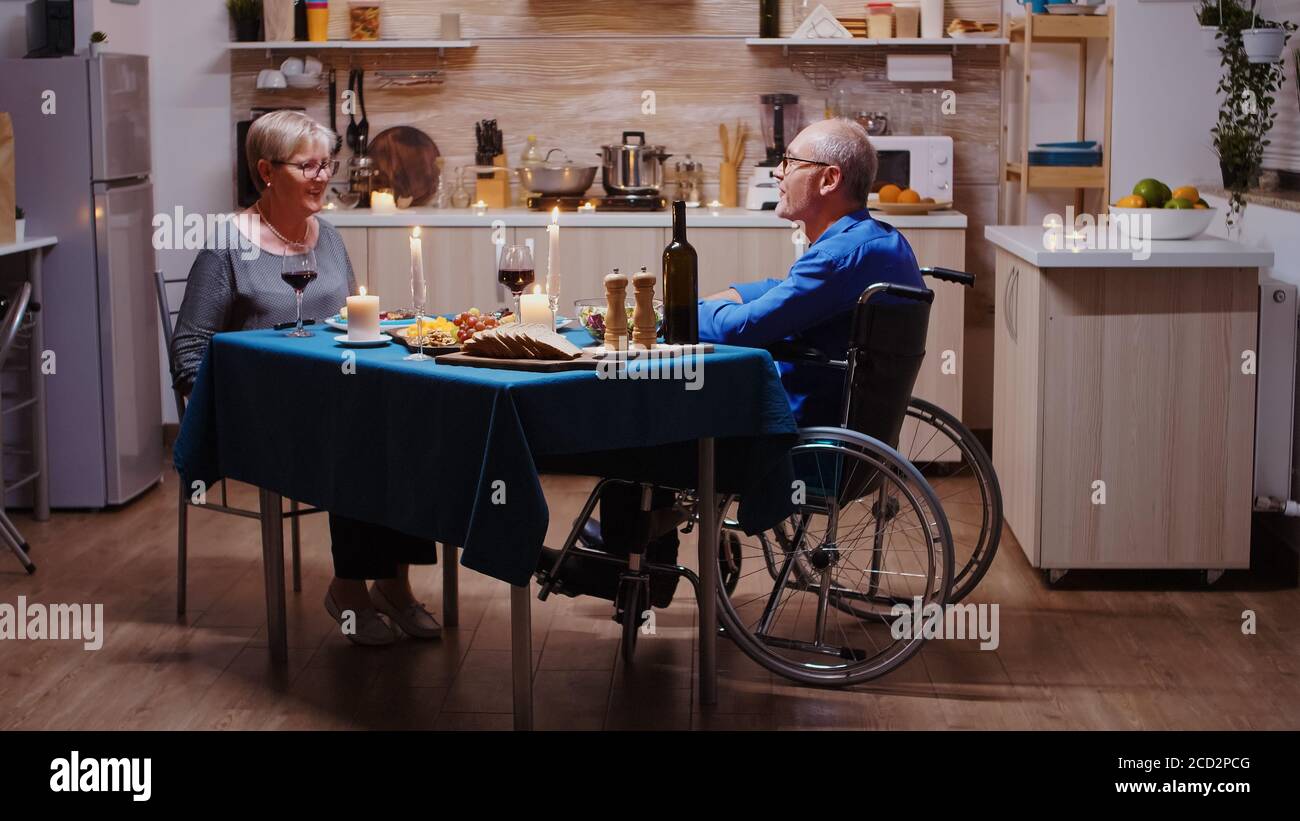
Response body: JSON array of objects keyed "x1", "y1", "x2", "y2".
[{"x1": 434, "y1": 351, "x2": 601, "y2": 371}]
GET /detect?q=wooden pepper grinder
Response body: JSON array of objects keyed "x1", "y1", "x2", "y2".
[
  {"x1": 632, "y1": 266, "x2": 658, "y2": 350},
  {"x1": 604, "y1": 268, "x2": 629, "y2": 351}
]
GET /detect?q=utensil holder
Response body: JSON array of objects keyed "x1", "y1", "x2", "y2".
[{"x1": 719, "y1": 162, "x2": 739, "y2": 207}]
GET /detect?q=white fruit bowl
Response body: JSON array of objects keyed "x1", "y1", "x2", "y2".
[{"x1": 1108, "y1": 206, "x2": 1216, "y2": 241}]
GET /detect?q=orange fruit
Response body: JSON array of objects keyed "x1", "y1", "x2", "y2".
[
  {"x1": 897, "y1": 188, "x2": 921, "y2": 204},
  {"x1": 1116, "y1": 194, "x2": 1146, "y2": 209},
  {"x1": 1172, "y1": 185, "x2": 1200, "y2": 204},
  {"x1": 878, "y1": 184, "x2": 902, "y2": 203},
  {"x1": 1193, "y1": 202, "x2": 1209, "y2": 210}
]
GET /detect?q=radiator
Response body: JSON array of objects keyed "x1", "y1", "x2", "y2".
[{"x1": 1255, "y1": 278, "x2": 1299, "y2": 508}]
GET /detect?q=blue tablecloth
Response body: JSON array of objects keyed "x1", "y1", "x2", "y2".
[{"x1": 173, "y1": 327, "x2": 798, "y2": 586}]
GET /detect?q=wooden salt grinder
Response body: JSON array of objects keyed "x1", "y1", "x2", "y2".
[
  {"x1": 632, "y1": 267, "x2": 658, "y2": 349},
  {"x1": 604, "y1": 269, "x2": 629, "y2": 351}
]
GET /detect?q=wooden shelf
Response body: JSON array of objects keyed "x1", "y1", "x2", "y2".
[
  {"x1": 746, "y1": 37, "x2": 1008, "y2": 47},
  {"x1": 228, "y1": 40, "x2": 475, "y2": 50},
  {"x1": 1005, "y1": 163, "x2": 1107, "y2": 190},
  {"x1": 1007, "y1": 12, "x2": 1110, "y2": 43}
]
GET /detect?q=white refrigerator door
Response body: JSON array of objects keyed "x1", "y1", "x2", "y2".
[
  {"x1": 94, "y1": 179, "x2": 163, "y2": 504},
  {"x1": 90, "y1": 54, "x2": 151, "y2": 181}
]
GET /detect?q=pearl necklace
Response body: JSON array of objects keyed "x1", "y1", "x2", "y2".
[{"x1": 255, "y1": 202, "x2": 309, "y2": 247}]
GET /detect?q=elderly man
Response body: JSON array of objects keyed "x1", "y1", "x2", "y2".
[
  {"x1": 698, "y1": 116, "x2": 924, "y2": 425},
  {"x1": 572, "y1": 118, "x2": 923, "y2": 607}
]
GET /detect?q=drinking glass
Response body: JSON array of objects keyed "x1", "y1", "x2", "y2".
[
  {"x1": 497, "y1": 244, "x2": 535, "y2": 321},
  {"x1": 280, "y1": 243, "x2": 317, "y2": 338}
]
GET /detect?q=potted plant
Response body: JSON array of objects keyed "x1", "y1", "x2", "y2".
[
  {"x1": 89, "y1": 31, "x2": 107, "y2": 57},
  {"x1": 1196, "y1": 0, "x2": 1250, "y2": 56},
  {"x1": 1210, "y1": 9, "x2": 1292, "y2": 231},
  {"x1": 227, "y1": 0, "x2": 264, "y2": 43},
  {"x1": 1242, "y1": 18, "x2": 1294, "y2": 64},
  {"x1": 14, "y1": 207, "x2": 24, "y2": 244}
]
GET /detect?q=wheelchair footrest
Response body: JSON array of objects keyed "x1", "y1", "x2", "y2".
[{"x1": 537, "y1": 545, "x2": 680, "y2": 609}]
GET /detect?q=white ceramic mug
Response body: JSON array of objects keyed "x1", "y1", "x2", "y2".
[{"x1": 256, "y1": 69, "x2": 288, "y2": 89}]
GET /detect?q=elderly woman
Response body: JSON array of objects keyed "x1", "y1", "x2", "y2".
[{"x1": 170, "y1": 110, "x2": 439, "y2": 647}]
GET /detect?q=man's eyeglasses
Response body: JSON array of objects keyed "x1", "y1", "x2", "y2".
[
  {"x1": 272, "y1": 159, "x2": 341, "y2": 180},
  {"x1": 778, "y1": 154, "x2": 832, "y2": 174}
]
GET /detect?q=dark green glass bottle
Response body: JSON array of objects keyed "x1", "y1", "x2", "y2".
[{"x1": 662, "y1": 199, "x2": 699, "y2": 344}]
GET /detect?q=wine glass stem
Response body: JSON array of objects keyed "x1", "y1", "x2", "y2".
[
  {"x1": 295, "y1": 290, "x2": 304, "y2": 334},
  {"x1": 513, "y1": 291, "x2": 522, "y2": 322}
]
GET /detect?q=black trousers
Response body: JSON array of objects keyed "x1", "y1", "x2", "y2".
[
  {"x1": 328, "y1": 513, "x2": 438, "y2": 580},
  {"x1": 597, "y1": 483, "x2": 680, "y2": 559}
]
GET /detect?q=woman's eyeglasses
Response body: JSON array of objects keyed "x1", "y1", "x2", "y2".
[
  {"x1": 272, "y1": 159, "x2": 341, "y2": 180},
  {"x1": 778, "y1": 155, "x2": 832, "y2": 174}
]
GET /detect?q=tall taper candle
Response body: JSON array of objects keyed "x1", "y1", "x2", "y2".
[
  {"x1": 546, "y1": 206, "x2": 560, "y2": 314},
  {"x1": 410, "y1": 226, "x2": 426, "y2": 309}
]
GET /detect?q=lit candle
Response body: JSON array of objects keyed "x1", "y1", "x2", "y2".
[
  {"x1": 520, "y1": 285, "x2": 551, "y2": 326},
  {"x1": 346, "y1": 286, "x2": 381, "y2": 340},
  {"x1": 370, "y1": 191, "x2": 396, "y2": 214},
  {"x1": 708, "y1": 199, "x2": 722, "y2": 216},
  {"x1": 473, "y1": 200, "x2": 488, "y2": 216},
  {"x1": 578, "y1": 200, "x2": 596, "y2": 212},
  {"x1": 410, "y1": 226, "x2": 425, "y2": 309},
  {"x1": 546, "y1": 207, "x2": 560, "y2": 314}
]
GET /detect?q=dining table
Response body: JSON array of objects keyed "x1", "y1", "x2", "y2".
[{"x1": 173, "y1": 323, "x2": 798, "y2": 729}]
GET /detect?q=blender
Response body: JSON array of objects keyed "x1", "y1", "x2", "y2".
[{"x1": 746, "y1": 93, "x2": 802, "y2": 211}]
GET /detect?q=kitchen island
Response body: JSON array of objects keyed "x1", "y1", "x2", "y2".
[
  {"x1": 985, "y1": 225, "x2": 1270, "y2": 579},
  {"x1": 322, "y1": 206, "x2": 969, "y2": 421}
]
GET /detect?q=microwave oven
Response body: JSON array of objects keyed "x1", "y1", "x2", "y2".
[{"x1": 867, "y1": 135, "x2": 953, "y2": 201}]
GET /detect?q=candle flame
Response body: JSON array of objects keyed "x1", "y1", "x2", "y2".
[
  {"x1": 412, "y1": 226, "x2": 421, "y2": 238},
  {"x1": 359, "y1": 285, "x2": 367, "y2": 296},
  {"x1": 551, "y1": 206, "x2": 559, "y2": 224},
  {"x1": 533, "y1": 284, "x2": 542, "y2": 295}
]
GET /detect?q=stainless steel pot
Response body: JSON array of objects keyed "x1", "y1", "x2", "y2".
[
  {"x1": 516, "y1": 148, "x2": 598, "y2": 196},
  {"x1": 599, "y1": 131, "x2": 671, "y2": 195}
]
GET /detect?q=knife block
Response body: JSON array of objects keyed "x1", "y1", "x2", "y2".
[{"x1": 475, "y1": 155, "x2": 509, "y2": 208}]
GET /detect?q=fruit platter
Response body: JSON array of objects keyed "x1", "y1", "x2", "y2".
[{"x1": 1109, "y1": 178, "x2": 1216, "y2": 240}]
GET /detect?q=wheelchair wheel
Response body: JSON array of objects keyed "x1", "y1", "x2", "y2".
[
  {"x1": 897, "y1": 398, "x2": 1003, "y2": 603},
  {"x1": 714, "y1": 427, "x2": 954, "y2": 686},
  {"x1": 616, "y1": 574, "x2": 649, "y2": 666}
]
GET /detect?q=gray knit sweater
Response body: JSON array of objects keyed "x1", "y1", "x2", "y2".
[{"x1": 169, "y1": 218, "x2": 357, "y2": 393}]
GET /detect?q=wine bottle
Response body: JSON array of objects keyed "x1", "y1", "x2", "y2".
[
  {"x1": 759, "y1": 0, "x2": 780, "y2": 38},
  {"x1": 662, "y1": 199, "x2": 699, "y2": 345}
]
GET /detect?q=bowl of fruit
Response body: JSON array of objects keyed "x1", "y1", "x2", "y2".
[
  {"x1": 1109, "y1": 180, "x2": 1215, "y2": 240},
  {"x1": 872, "y1": 184, "x2": 953, "y2": 215},
  {"x1": 575, "y1": 298, "x2": 663, "y2": 343}
]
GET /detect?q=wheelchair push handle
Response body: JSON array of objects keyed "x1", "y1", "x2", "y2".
[
  {"x1": 920, "y1": 266, "x2": 975, "y2": 288},
  {"x1": 857, "y1": 282, "x2": 934, "y2": 306}
]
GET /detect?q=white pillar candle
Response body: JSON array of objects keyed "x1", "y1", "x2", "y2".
[
  {"x1": 520, "y1": 286, "x2": 551, "y2": 326},
  {"x1": 546, "y1": 207, "x2": 560, "y2": 312},
  {"x1": 347, "y1": 286, "x2": 381, "y2": 339},
  {"x1": 370, "y1": 191, "x2": 396, "y2": 214}
]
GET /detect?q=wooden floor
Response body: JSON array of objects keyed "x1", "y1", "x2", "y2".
[{"x1": 1, "y1": 468, "x2": 1298, "y2": 731}]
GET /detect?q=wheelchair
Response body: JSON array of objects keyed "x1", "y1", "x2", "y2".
[{"x1": 535, "y1": 268, "x2": 1002, "y2": 686}]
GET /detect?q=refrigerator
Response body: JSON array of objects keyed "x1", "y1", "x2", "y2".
[{"x1": 0, "y1": 54, "x2": 162, "y2": 508}]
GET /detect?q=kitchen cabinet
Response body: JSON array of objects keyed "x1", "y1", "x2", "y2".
[
  {"x1": 987, "y1": 229, "x2": 1263, "y2": 574},
  {"x1": 688, "y1": 227, "x2": 799, "y2": 296},
  {"x1": 335, "y1": 227, "x2": 369, "y2": 288},
  {"x1": 898, "y1": 228, "x2": 965, "y2": 421},
  {"x1": 513, "y1": 226, "x2": 667, "y2": 308},
  {"x1": 369, "y1": 226, "x2": 512, "y2": 311}
]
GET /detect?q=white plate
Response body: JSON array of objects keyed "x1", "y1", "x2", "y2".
[
  {"x1": 334, "y1": 333, "x2": 391, "y2": 348},
  {"x1": 326, "y1": 314, "x2": 422, "y2": 332},
  {"x1": 948, "y1": 30, "x2": 1001, "y2": 38}
]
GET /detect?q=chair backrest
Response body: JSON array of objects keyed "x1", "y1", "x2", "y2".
[
  {"x1": 0, "y1": 282, "x2": 33, "y2": 365},
  {"x1": 841, "y1": 286, "x2": 932, "y2": 450},
  {"x1": 154, "y1": 270, "x2": 187, "y2": 421}
]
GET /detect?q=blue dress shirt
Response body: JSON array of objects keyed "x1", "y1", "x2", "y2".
[{"x1": 697, "y1": 209, "x2": 923, "y2": 426}]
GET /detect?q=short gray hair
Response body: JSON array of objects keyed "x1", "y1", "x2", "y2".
[
  {"x1": 246, "y1": 110, "x2": 337, "y2": 192},
  {"x1": 807, "y1": 118, "x2": 878, "y2": 206}
]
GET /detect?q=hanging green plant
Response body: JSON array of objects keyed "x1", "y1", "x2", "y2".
[{"x1": 1204, "y1": 0, "x2": 1296, "y2": 231}]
